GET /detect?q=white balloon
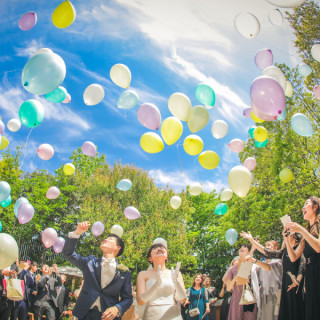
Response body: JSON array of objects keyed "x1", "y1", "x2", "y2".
[
  {"x1": 265, "y1": 0, "x2": 307, "y2": 8},
  {"x1": 285, "y1": 81, "x2": 293, "y2": 98},
  {"x1": 234, "y1": 12, "x2": 260, "y2": 39},
  {"x1": 168, "y1": 93, "x2": 191, "y2": 121},
  {"x1": 0, "y1": 233, "x2": 19, "y2": 269},
  {"x1": 83, "y1": 84, "x2": 105, "y2": 106},
  {"x1": 110, "y1": 64, "x2": 131, "y2": 89},
  {"x1": 268, "y1": 9, "x2": 283, "y2": 26},
  {"x1": 170, "y1": 196, "x2": 182, "y2": 209},
  {"x1": 262, "y1": 66, "x2": 287, "y2": 92},
  {"x1": 220, "y1": 188, "x2": 233, "y2": 202},
  {"x1": 311, "y1": 44, "x2": 320, "y2": 62},
  {"x1": 228, "y1": 166, "x2": 252, "y2": 198},
  {"x1": 189, "y1": 183, "x2": 202, "y2": 196},
  {"x1": 211, "y1": 120, "x2": 228, "y2": 139},
  {"x1": 32, "y1": 48, "x2": 53, "y2": 57},
  {"x1": 37, "y1": 144, "x2": 54, "y2": 160},
  {"x1": 111, "y1": 225, "x2": 123, "y2": 237},
  {"x1": 7, "y1": 119, "x2": 21, "y2": 132}
]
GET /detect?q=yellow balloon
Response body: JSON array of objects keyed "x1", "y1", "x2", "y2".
[
  {"x1": 285, "y1": 81, "x2": 293, "y2": 98},
  {"x1": 110, "y1": 64, "x2": 131, "y2": 88},
  {"x1": 52, "y1": 1, "x2": 76, "y2": 29},
  {"x1": 279, "y1": 168, "x2": 294, "y2": 183},
  {"x1": 161, "y1": 117, "x2": 183, "y2": 145},
  {"x1": 228, "y1": 166, "x2": 252, "y2": 198},
  {"x1": 188, "y1": 105, "x2": 209, "y2": 133},
  {"x1": 63, "y1": 163, "x2": 75, "y2": 175},
  {"x1": 253, "y1": 126, "x2": 269, "y2": 142},
  {"x1": 198, "y1": 150, "x2": 220, "y2": 170},
  {"x1": 140, "y1": 132, "x2": 164, "y2": 153},
  {"x1": 183, "y1": 135, "x2": 204, "y2": 156},
  {"x1": 0, "y1": 137, "x2": 9, "y2": 150},
  {"x1": 250, "y1": 110, "x2": 264, "y2": 123}
]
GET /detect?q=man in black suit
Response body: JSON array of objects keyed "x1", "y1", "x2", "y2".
[{"x1": 53, "y1": 274, "x2": 70, "y2": 319}]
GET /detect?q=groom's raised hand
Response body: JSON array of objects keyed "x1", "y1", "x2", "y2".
[{"x1": 75, "y1": 221, "x2": 91, "y2": 235}]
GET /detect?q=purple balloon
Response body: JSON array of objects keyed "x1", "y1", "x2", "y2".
[
  {"x1": 0, "y1": 121, "x2": 5, "y2": 134},
  {"x1": 81, "y1": 141, "x2": 96, "y2": 157},
  {"x1": 18, "y1": 12, "x2": 37, "y2": 31},
  {"x1": 124, "y1": 206, "x2": 141, "y2": 220},
  {"x1": 42, "y1": 228, "x2": 58, "y2": 248},
  {"x1": 91, "y1": 221, "x2": 105, "y2": 236},
  {"x1": 243, "y1": 108, "x2": 252, "y2": 118},
  {"x1": 53, "y1": 237, "x2": 65, "y2": 253},
  {"x1": 18, "y1": 203, "x2": 34, "y2": 224},
  {"x1": 250, "y1": 76, "x2": 285, "y2": 121},
  {"x1": 254, "y1": 49, "x2": 273, "y2": 70},
  {"x1": 137, "y1": 103, "x2": 161, "y2": 130}
]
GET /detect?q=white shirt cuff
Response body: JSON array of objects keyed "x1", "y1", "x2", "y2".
[{"x1": 68, "y1": 231, "x2": 81, "y2": 239}]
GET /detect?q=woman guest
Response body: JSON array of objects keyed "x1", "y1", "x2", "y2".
[
  {"x1": 185, "y1": 274, "x2": 209, "y2": 320},
  {"x1": 285, "y1": 196, "x2": 320, "y2": 320},
  {"x1": 203, "y1": 277, "x2": 217, "y2": 320},
  {"x1": 136, "y1": 239, "x2": 187, "y2": 320}
]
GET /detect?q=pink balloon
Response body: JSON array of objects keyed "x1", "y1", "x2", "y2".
[
  {"x1": 124, "y1": 206, "x2": 141, "y2": 220},
  {"x1": 42, "y1": 228, "x2": 58, "y2": 248},
  {"x1": 228, "y1": 139, "x2": 244, "y2": 153},
  {"x1": 243, "y1": 108, "x2": 252, "y2": 118},
  {"x1": 0, "y1": 121, "x2": 4, "y2": 134},
  {"x1": 252, "y1": 105, "x2": 276, "y2": 121},
  {"x1": 62, "y1": 93, "x2": 71, "y2": 103},
  {"x1": 313, "y1": 85, "x2": 320, "y2": 100},
  {"x1": 18, "y1": 203, "x2": 34, "y2": 224},
  {"x1": 91, "y1": 221, "x2": 105, "y2": 236},
  {"x1": 250, "y1": 76, "x2": 285, "y2": 120},
  {"x1": 37, "y1": 144, "x2": 54, "y2": 160},
  {"x1": 255, "y1": 49, "x2": 273, "y2": 70},
  {"x1": 81, "y1": 141, "x2": 96, "y2": 157},
  {"x1": 243, "y1": 157, "x2": 257, "y2": 171},
  {"x1": 137, "y1": 103, "x2": 161, "y2": 130},
  {"x1": 46, "y1": 186, "x2": 60, "y2": 199},
  {"x1": 53, "y1": 237, "x2": 65, "y2": 253},
  {"x1": 18, "y1": 12, "x2": 37, "y2": 31}
]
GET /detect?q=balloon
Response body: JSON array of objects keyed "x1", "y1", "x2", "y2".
[
  {"x1": 252, "y1": 105, "x2": 276, "y2": 122},
  {"x1": 228, "y1": 166, "x2": 252, "y2": 198},
  {"x1": 313, "y1": 85, "x2": 320, "y2": 100},
  {"x1": 0, "y1": 195, "x2": 11, "y2": 208},
  {"x1": 168, "y1": 93, "x2": 191, "y2": 121},
  {"x1": 255, "y1": 49, "x2": 273, "y2": 70},
  {"x1": 161, "y1": 117, "x2": 183, "y2": 145},
  {"x1": 250, "y1": 111, "x2": 264, "y2": 123},
  {"x1": 111, "y1": 225, "x2": 123, "y2": 237},
  {"x1": 170, "y1": 196, "x2": 182, "y2": 209},
  {"x1": 62, "y1": 93, "x2": 71, "y2": 103},
  {"x1": 250, "y1": 76, "x2": 285, "y2": 120},
  {"x1": 110, "y1": 64, "x2": 131, "y2": 88},
  {"x1": 18, "y1": 203, "x2": 34, "y2": 224},
  {"x1": 140, "y1": 132, "x2": 164, "y2": 153},
  {"x1": 268, "y1": 9, "x2": 283, "y2": 26},
  {"x1": 248, "y1": 126, "x2": 257, "y2": 138},
  {"x1": 21, "y1": 52, "x2": 66, "y2": 95},
  {"x1": 211, "y1": 120, "x2": 228, "y2": 139},
  {"x1": 0, "y1": 181, "x2": 11, "y2": 202},
  {"x1": 234, "y1": 12, "x2": 260, "y2": 38},
  {"x1": 279, "y1": 168, "x2": 294, "y2": 183},
  {"x1": 116, "y1": 179, "x2": 132, "y2": 191},
  {"x1": 0, "y1": 233, "x2": 19, "y2": 269},
  {"x1": 137, "y1": 103, "x2": 161, "y2": 130},
  {"x1": 7, "y1": 119, "x2": 21, "y2": 132},
  {"x1": 183, "y1": 135, "x2": 203, "y2": 156},
  {"x1": 124, "y1": 206, "x2": 140, "y2": 219},
  {"x1": 195, "y1": 83, "x2": 215, "y2": 106},
  {"x1": 228, "y1": 139, "x2": 244, "y2": 153},
  {"x1": 215, "y1": 203, "x2": 228, "y2": 216},
  {"x1": 243, "y1": 157, "x2": 257, "y2": 171},
  {"x1": 14, "y1": 197, "x2": 29, "y2": 217},
  {"x1": 42, "y1": 228, "x2": 58, "y2": 248},
  {"x1": 253, "y1": 126, "x2": 269, "y2": 142},
  {"x1": 63, "y1": 163, "x2": 75, "y2": 175},
  {"x1": 285, "y1": 81, "x2": 293, "y2": 98},
  {"x1": 53, "y1": 237, "x2": 65, "y2": 253},
  {"x1": 243, "y1": 107, "x2": 252, "y2": 118},
  {"x1": 19, "y1": 99, "x2": 45, "y2": 128},
  {"x1": 46, "y1": 186, "x2": 60, "y2": 200},
  {"x1": 92, "y1": 221, "x2": 105, "y2": 236},
  {"x1": 255, "y1": 139, "x2": 268, "y2": 148},
  {"x1": 83, "y1": 84, "x2": 105, "y2": 106},
  {"x1": 0, "y1": 137, "x2": 9, "y2": 150},
  {"x1": 265, "y1": 0, "x2": 307, "y2": 8},
  {"x1": 262, "y1": 66, "x2": 286, "y2": 92},
  {"x1": 0, "y1": 121, "x2": 4, "y2": 134},
  {"x1": 225, "y1": 229, "x2": 238, "y2": 246},
  {"x1": 188, "y1": 106, "x2": 209, "y2": 133},
  {"x1": 32, "y1": 48, "x2": 53, "y2": 56},
  {"x1": 220, "y1": 188, "x2": 233, "y2": 202},
  {"x1": 189, "y1": 183, "x2": 202, "y2": 196},
  {"x1": 81, "y1": 141, "x2": 96, "y2": 157},
  {"x1": 311, "y1": 44, "x2": 320, "y2": 62},
  {"x1": 45, "y1": 86, "x2": 67, "y2": 103},
  {"x1": 298, "y1": 64, "x2": 312, "y2": 77},
  {"x1": 198, "y1": 151, "x2": 219, "y2": 170},
  {"x1": 18, "y1": 12, "x2": 37, "y2": 31},
  {"x1": 291, "y1": 113, "x2": 313, "y2": 137},
  {"x1": 0, "y1": 221, "x2": 2, "y2": 232},
  {"x1": 277, "y1": 108, "x2": 287, "y2": 121},
  {"x1": 117, "y1": 90, "x2": 139, "y2": 109},
  {"x1": 37, "y1": 144, "x2": 54, "y2": 160},
  {"x1": 52, "y1": 0, "x2": 76, "y2": 29}
]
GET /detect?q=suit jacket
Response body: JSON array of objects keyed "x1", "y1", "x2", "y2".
[
  {"x1": 56, "y1": 285, "x2": 70, "y2": 313},
  {"x1": 18, "y1": 269, "x2": 37, "y2": 307},
  {"x1": 62, "y1": 237, "x2": 133, "y2": 319}
]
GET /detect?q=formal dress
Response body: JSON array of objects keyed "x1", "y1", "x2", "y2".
[
  {"x1": 186, "y1": 287, "x2": 209, "y2": 320},
  {"x1": 206, "y1": 287, "x2": 217, "y2": 320}
]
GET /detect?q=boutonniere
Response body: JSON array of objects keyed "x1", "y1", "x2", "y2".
[{"x1": 117, "y1": 264, "x2": 129, "y2": 272}]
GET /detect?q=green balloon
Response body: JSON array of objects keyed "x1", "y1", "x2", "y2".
[
  {"x1": 255, "y1": 139, "x2": 268, "y2": 148},
  {"x1": 195, "y1": 83, "x2": 216, "y2": 106},
  {"x1": 0, "y1": 221, "x2": 2, "y2": 232},
  {"x1": 19, "y1": 99, "x2": 45, "y2": 128},
  {"x1": 248, "y1": 126, "x2": 256, "y2": 138},
  {"x1": 0, "y1": 195, "x2": 11, "y2": 208},
  {"x1": 45, "y1": 86, "x2": 67, "y2": 103}
]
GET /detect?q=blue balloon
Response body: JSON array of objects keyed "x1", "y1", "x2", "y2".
[
  {"x1": 0, "y1": 181, "x2": 11, "y2": 202},
  {"x1": 277, "y1": 108, "x2": 286, "y2": 121},
  {"x1": 0, "y1": 195, "x2": 11, "y2": 208},
  {"x1": 195, "y1": 83, "x2": 216, "y2": 106},
  {"x1": 291, "y1": 113, "x2": 313, "y2": 137},
  {"x1": 225, "y1": 228, "x2": 238, "y2": 246},
  {"x1": 248, "y1": 126, "x2": 257, "y2": 138},
  {"x1": 255, "y1": 139, "x2": 268, "y2": 148},
  {"x1": 0, "y1": 221, "x2": 2, "y2": 232},
  {"x1": 14, "y1": 197, "x2": 29, "y2": 217},
  {"x1": 45, "y1": 86, "x2": 67, "y2": 103},
  {"x1": 116, "y1": 179, "x2": 132, "y2": 191},
  {"x1": 298, "y1": 64, "x2": 312, "y2": 77},
  {"x1": 117, "y1": 90, "x2": 139, "y2": 109},
  {"x1": 215, "y1": 203, "x2": 228, "y2": 215}
]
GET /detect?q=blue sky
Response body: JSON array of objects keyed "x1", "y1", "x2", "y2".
[{"x1": 0, "y1": 0, "x2": 304, "y2": 193}]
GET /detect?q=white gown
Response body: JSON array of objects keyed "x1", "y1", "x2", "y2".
[{"x1": 142, "y1": 270, "x2": 182, "y2": 320}]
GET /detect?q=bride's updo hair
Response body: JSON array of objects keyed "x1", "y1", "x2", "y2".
[{"x1": 147, "y1": 243, "x2": 169, "y2": 265}]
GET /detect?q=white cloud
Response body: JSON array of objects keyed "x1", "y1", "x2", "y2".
[{"x1": 14, "y1": 39, "x2": 45, "y2": 58}]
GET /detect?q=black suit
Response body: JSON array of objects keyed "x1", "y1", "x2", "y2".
[{"x1": 54, "y1": 285, "x2": 70, "y2": 318}]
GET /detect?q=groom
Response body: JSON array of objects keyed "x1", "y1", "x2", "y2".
[{"x1": 63, "y1": 221, "x2": 133, "y2": 320}]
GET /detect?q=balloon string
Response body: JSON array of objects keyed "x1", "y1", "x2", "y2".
[
  {"x1": 18, "y1": 225, "x2": 22, "y2": 259},
  {"x1": 20, "y1": 127, "x2": 34, "y2": 169}
]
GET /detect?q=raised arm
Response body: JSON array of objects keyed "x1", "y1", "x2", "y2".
[
  {"x1": 283, "y1": 230, "x2": 304, "y2": 263},
  {"x1": 240, "y1": 232, "x2": 266, "y2": 255},
  {"x1": 243, "y1": 255, "x2": 271, "y2": 271}
]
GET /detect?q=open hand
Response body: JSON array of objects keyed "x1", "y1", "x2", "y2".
[
  {"x1": 285, "y1": 222, "x2": 303, "y2": 234},
  {"x1": 75, "y1": 221, "x2": 91, "y2": 235},
  {"x1": 240, "y1": 231, "x2": 254, "y2": 242},
  {"x1": 171, "y1": 262, "x2": 181, "y2": 284}
]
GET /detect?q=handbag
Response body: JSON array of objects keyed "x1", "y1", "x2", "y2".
[
  {"x1": 239, "y1": 283, "x2": 256, "y2": 305},
  {"x1": 5, "y1": 278, "x2": 25, "y2": 301},
  {"x1": 189, "y1": 288, "x2": 202, "y2": 317}
]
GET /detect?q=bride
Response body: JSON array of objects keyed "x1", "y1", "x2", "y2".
[{"x1": 136, "y1": 239, "x2": 187, "y2": 320}]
